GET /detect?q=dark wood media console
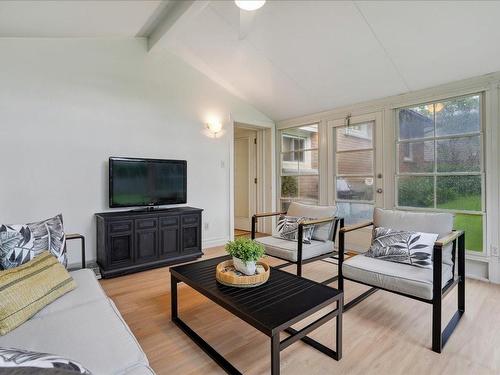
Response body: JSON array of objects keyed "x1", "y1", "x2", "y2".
[{"x1": 95, "y1": 207, "x2": 203, "y2": 278}]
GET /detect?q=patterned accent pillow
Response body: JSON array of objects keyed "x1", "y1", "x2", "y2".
[
  {"x1": 0, "y1": 347, "x2": 90, "y2": 374},
  {"x1": 275, "y1": 215, "x2": 314, "y2": 244},
  {"x1": 0, "y1": 214, "x2": 66, "y2": 269},
  {"x1": 365, "y1": 227, "x2": 438, "y2": 269}
]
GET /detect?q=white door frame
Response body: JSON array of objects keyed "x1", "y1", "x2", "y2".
[
  {"x1": 234, "y1": 131, "x2": 257, "y2": 231},
  {"x1": 229, "y1": 122, "x2": 274, "y2": 238}
]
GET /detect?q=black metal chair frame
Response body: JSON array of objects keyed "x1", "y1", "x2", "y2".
[
  {"x1": 338, "y1": 221, "x2": 465, "y2": 353},
  {"x1": 251, "y1": 211, "x2": 342, "y2": 285},
  {"x1": 66, "y1": 233, "x2": 86, "y2": 269}
]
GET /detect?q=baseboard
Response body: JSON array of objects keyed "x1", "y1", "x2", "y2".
[{"x1": 203, "y1": 236, "x2": 229, "y2": 249}]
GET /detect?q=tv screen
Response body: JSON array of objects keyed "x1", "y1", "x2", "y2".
[{"x1": 109, "y1": 157, "x2": 187, "y2": 208}]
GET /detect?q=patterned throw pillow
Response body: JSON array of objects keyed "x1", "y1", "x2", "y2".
[
  {"x1": 275, "y1": 215, "x2": 314, "y2": 244},
  {"x1": 0, "y1": 214, "x2": 66, "y2": 269},
  {"x1": 0, "y1": 347, "x2": 91, "y2": 374},
  {"x1": 365, "y1": 227, "x2": 438, "y2": 269}
]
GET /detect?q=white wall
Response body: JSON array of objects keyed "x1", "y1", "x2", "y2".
[{"x1": 0, "y1": 38, "x2": 273, "y2": 266}]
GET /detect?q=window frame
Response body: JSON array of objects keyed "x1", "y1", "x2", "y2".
[
  {"x1": 282, "y1": 134, "x2": 306, "y2": 162},
  {"x1": 395, "y1": 93, "x2": 486, "y2": 253}
]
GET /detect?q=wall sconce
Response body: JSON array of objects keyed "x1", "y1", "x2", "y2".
[{"x1": 206, "y1": 121, "x2": 223, "y2": 138}]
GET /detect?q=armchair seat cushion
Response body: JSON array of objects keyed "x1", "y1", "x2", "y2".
[
  {"x1": 342, "y1": 254, "x2": 453, "y2": 300},
  {"x1": 255, "y1": 236, "x2": 334, "y2": 262}
]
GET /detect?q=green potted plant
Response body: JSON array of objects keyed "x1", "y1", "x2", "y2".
[{"x1": 225, "y1": 237, "x2": 265, "y2": 275}]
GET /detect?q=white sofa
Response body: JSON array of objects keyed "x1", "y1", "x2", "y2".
[{"x1": 0, "y1": 269, "x2": 155, "y2": 375}]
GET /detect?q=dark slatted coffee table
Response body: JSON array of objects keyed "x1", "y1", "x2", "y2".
[{"x1": 170, "y1": 256, "x2": 343, "y2": 375}]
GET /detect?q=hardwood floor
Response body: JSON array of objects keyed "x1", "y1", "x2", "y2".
[
  {"x1": 234, "y1": 229, "x2": 251, "y2": 237},
  {"x1": 100, "y1": 246, "x2": 500, "y2": 375}
]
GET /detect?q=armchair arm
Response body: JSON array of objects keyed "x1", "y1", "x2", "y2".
[
  {"x1": 251, "y1": 211, "x2": 286, "y2": 239},
  {"x1": 339, "y1": 221, "x2": 373, "y2": 233},
  {"x1": 298, "y1": 216, "x2": 334, "y2": 227},
  {"x1": 338, "y1": 220, "x2": 372, "y2": 291},
  {"x1": 432, "y1": 230, "x2": 465, "y2": 301},
  {"x1": 253, "y1": 211, "x2": 286, "y2": 219},
  {"x1": 66, "y1": 233, "x2": 86, "y2": 269},
  {"x1": 434, "y1": 230, "x2": 464, "y2": 247}
]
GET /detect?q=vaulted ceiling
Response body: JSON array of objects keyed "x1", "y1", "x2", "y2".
[{"x1": 2, "y1": 0, "x2": 500, "y2": 121}]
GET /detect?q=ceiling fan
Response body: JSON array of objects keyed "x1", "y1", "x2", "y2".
[{"x1": 234, "y1": 0, "x2": 266, "y2": 40}]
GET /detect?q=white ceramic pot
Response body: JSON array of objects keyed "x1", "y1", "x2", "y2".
[{"x1": 233, "y1": 257, "x2": 257, "y2": 276}]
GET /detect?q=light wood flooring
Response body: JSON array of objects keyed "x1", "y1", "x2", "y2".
[
  {"x1": 234, "y1": 229, "x2": 252, "y2": 237},
  {"x1": 100, "y1": 246, "x2": 500, "y2": 375}
]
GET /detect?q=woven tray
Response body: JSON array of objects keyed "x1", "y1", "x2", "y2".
[{"x1": 216, "y1": 260, "x2": 270, "y2": 288}]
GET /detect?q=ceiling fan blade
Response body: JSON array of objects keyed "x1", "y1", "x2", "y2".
[{"x1": 239, "y1": 9, "x2": 255, "y2": 40}]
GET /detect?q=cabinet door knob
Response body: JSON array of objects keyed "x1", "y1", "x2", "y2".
[{"x1": 377, "y1": 188, "x2": 383, "y2": 194}]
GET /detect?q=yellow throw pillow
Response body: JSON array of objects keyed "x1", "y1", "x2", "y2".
[{"x1": 0, "y1": 251, "x2": 76, "y2": 335}]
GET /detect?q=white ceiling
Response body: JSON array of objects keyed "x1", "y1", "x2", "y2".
[
  {"x1": 166, "y1": 0, "x2": 500, "y2": 121},
  {"x1": 0, "y1": 1, "x2": 161, "y2": 37},
  {"x1": 2, "y1": 1, "x2": 500, "y2": 121}
]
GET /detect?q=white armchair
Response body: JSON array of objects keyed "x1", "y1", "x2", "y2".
[{"x1": 338, "y1": 208, "x2": 465, "y2": 353}]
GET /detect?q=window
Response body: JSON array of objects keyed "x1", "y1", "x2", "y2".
[
  {"x1": 396, "y1": 94, "x2": 484, "y2": 252},
  {"x1": 344, "y1": 123, "x2": 372, "y2": 140},
  {"x1": 282, "y1": 135, "x2": 305, "y2": 162},
  {"x1": 280, "y1": 124, "x2": 319, "y2": 211}
]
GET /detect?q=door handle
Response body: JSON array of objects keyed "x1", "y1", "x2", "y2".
[{"x1": 377, "y1": 188, "x2": 383, "y2": 194}]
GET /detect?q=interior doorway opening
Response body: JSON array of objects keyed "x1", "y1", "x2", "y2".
[{"x1": 233, "y1": 123, "x2": 272, "y2": 238}]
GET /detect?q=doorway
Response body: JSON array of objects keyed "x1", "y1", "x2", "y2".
[
  {"x1": 234, "y1": 126, "x2": 258, "y2": 232},
  {"x1": 231, "y1": 122, "x2": 274, "y2": 239}
]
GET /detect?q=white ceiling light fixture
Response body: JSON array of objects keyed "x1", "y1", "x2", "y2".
[
  {"x1": 235, "y1": 0, "x2": 266, "y2": 12},
  {"x1": 234, "y1": 1, "x2": 265, "y2": 40}
]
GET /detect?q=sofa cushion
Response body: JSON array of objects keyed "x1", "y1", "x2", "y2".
[
  {"x1": 373, "y1": 208, "x2": 454, "y2": 266},
  {"x1": 0, "y1": 252, "x2": 76, "y2": 335},
  {"x1": 0, "y1": 299, "x2": 149, "y2": 375},
  {"x1": 255, "y1": 236, "x2": 333, "y2": 262},
  {"x1": 33, "y1": 269, "x2": 107, "y2": 319},
  {"x1": 342, "y1": 254, "x2": 453, "y2": 300},
  {"x1": 123, "y1": 365, "x2": 156, "y2": 375},
  {"x1": 286, "y1": 202, "x2": 336, "y2": 241}
]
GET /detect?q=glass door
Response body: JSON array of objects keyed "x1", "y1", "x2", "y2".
[{"x1": 328, "y1": 114, "x2": 383, "y2": 225}]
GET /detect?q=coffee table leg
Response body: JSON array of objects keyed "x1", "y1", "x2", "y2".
[
  {"x1": 271, "y1": 333, "x2": 280, "y2": 375},
  {"x1": 171, "y1": 274, "x2": 178, "y2": 320},
  {"x1": 336, "y1": 296, "x2": 343, "y2": 360}
]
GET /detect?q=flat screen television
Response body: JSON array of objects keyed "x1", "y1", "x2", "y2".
[{"x1": 109, "y1": 157, "x2": 187, "y2": 208}]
